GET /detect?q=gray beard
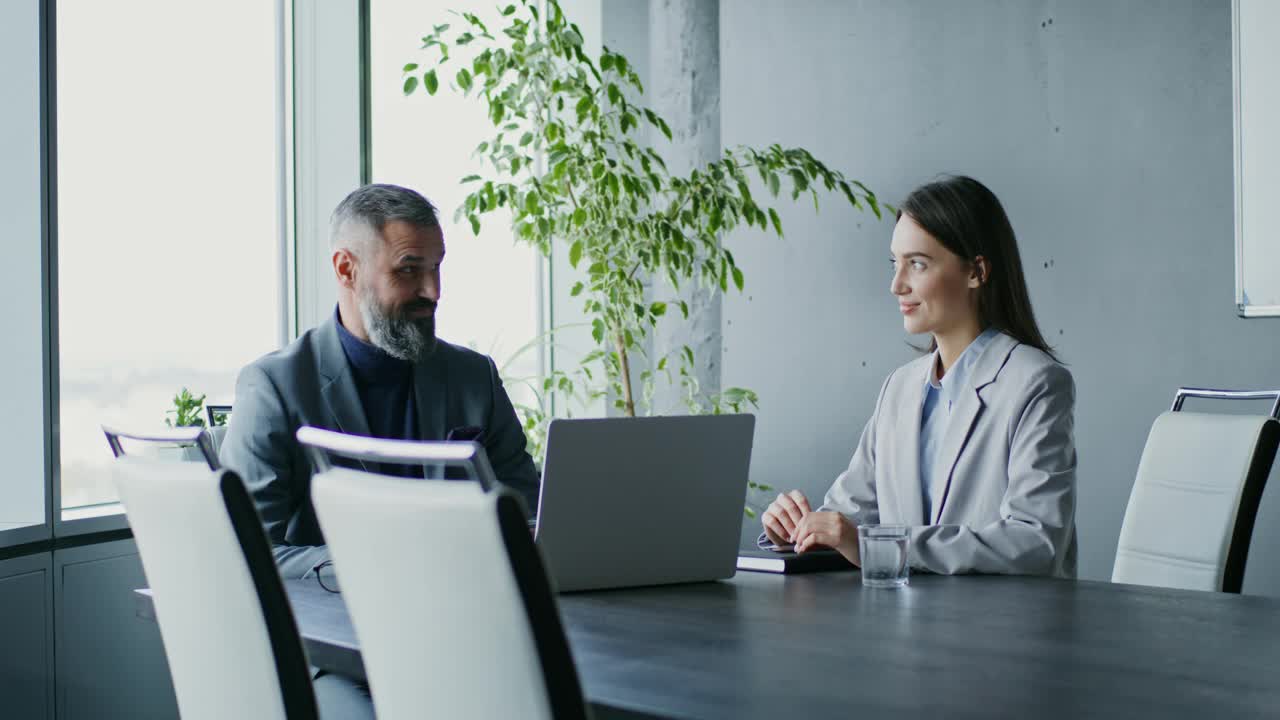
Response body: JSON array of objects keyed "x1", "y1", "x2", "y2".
[{"x1": 356, "y1": 283, "x2": 437, "y2": 362}]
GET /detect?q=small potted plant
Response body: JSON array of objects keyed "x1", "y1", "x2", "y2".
[{"x1": 162, "y1": 387, "x2": 228, "y2": 462}]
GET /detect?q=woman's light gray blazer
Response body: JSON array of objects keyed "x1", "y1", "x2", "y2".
[{"x1": 822, "y1": 332, "x2": 1078, "y2": 577}]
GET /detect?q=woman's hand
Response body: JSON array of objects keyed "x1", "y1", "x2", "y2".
[
  {"x1": 793, "y1": 511, "x2": 860, "y2": 566},
  {"x1": 761, "y1": 490, "x2": 812, "y2": 545}
]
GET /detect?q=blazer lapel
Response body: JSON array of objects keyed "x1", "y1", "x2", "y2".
[
  {"x1": 315, "y1": 317, "x2": 372, "y2": 471},
  {"x1": 413, "y1": 352, "x2": 449, "y2": 440},
  {"x1": 930, "y1": 389, "x2": 983, "y2": 524},
  {"x1": 894, "y1": 358, "x2": 929, "y2": 525},
  {"x1": 413, "y1": 350, "x2": 450, "y2": 477},
  {"x1": 930, "y1": 334, "x2": 1018, "y2": 523}
]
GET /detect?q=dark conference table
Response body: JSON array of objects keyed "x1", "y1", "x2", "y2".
[{"x1": 138, "y1": 571, "x2": 1280, "y2": 718}]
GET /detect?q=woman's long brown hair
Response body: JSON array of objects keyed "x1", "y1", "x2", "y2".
[{"x1": 899, "y1": 175, "x2": 1058, "y2": 362}]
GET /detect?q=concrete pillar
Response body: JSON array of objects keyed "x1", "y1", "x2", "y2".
[{"x1": 648, "y1": 0, "x2": 722, "y2": 414}]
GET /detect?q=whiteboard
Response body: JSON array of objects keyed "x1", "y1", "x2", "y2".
[{"x1": 1235, "y1": 0, "x2": 1280, "y2": 316}]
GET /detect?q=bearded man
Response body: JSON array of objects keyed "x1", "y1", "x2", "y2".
[{"x1": 220, "y1": 183, "x2": 539, "y2": 580}]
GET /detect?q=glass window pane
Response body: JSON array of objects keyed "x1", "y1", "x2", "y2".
[
  {"x1": 370, "y1": 1, "x2": 541, "y2": 405},
  {"x1": 56, "y1": 1, "x2": 280, "y2": 511}
]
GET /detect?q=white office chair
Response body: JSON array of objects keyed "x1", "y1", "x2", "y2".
[
  {"x1": 106, "y1": 426, "x2": 318, "y2": 720},
  {"x1": 301, "y1": 427, "x2": 589, "y2": 720},
  {"x1": 1112, "y1": 389, "x2": 1280, "y2": 593}
]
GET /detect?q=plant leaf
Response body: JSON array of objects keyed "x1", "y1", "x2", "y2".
[
  {"x1": 790, "y1": 169, "x2": 808, "y2": 194},
  {"x1": 402, "y1": 76, "x2": 419, "y2": 95},
  {"x1": 424, "y1": 69, "x2": 439, "y2": 95},
  {"x1": 568, "y1": 240, "x2": 583, "y2": 268}
]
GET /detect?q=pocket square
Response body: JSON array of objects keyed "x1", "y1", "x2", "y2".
[{"x1": 446, "y1": 426, "x2": 484, "y2": 443}]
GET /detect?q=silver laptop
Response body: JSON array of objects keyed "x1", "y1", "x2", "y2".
[{"x1": 533, "y1": 414, "x2": 755, "y2": 592}]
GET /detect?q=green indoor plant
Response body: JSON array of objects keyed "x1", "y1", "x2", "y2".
[
  {"x1": 404, "y1": 1, "x2": 887, "y2": 513},
  {"x1": 160, "y1": 387, "x2": 227, "y2": 463},
  {"x1": 164, "y1": 387, "x2": 208, "y2": 428},
  {"x1": 163, "y1": 388, "x2": 229, "y2": 428}
]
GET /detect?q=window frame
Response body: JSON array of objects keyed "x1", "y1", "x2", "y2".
[{"x1": 0, "y1": 0, "x2": 55, "y2": 551}]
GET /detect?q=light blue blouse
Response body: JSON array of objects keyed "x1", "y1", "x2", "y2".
[{"x1": 918, "y1": 327, "x2": 1001, "y2": 523}]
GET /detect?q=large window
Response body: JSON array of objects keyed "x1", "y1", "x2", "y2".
[
  {"x1": 370, "y1": 1, "x2": 542, "y2": 402},
  {"x1": 56, "y1": 1, "x2": 282, "y2": 513}
]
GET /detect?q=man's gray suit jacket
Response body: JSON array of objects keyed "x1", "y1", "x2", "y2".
[{"x1": 219, "y1": 316, "x2": 539, "y2": 579}]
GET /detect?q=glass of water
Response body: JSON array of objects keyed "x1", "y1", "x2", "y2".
[{"x1": 858, "y1": 525, "x2": 910, "y2": 588}]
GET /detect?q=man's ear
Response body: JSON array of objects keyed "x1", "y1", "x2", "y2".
[
  {"x1": 968, "y1": 255, "x2": 989, "y2": 289},
  {"x1": 333, "y1": 248, "x2": 358, "y2": 290}
]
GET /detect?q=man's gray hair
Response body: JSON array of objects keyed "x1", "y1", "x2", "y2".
[{"x1": 330, "y1": 183, "x2": 440, "y2": 259}]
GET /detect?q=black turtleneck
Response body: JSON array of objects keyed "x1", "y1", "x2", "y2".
[{"x1": 334, "y1": 307, "x2": 420, "y2": 477}]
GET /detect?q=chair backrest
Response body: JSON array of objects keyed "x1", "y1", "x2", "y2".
[
  {"x1": 1113, "y1": 390, "x2": 1280, "y2": 593},
  {"x1": 311, "y1": 468, "x2": 587, "y2": 720},
  {"x1": 111, "y1": 440, "x2": 317, "y2": 720},
  {"x1": 295, "y1": 424, "x2": 499, "y2": 486}
]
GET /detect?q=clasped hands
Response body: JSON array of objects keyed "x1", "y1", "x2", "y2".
[{"x1": 761, "y1": 490, "x2": 860, "y2": 566}]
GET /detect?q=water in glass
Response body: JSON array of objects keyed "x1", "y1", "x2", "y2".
[{"x1": 858, "y1": 525, "x2": 910, "y2": 588}]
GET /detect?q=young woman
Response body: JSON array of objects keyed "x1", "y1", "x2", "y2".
[{"x1": 761, "y1": 175, "x2": 1077, "y2": 577}]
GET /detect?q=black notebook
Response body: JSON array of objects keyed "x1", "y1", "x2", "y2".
[{"x1": 736, "y1": 548, "x2": 856, "y2": 574}]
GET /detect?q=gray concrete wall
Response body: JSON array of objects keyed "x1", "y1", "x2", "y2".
[{"x1": 718, "y1": 0, "x2": 1280, "y2": 592}]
